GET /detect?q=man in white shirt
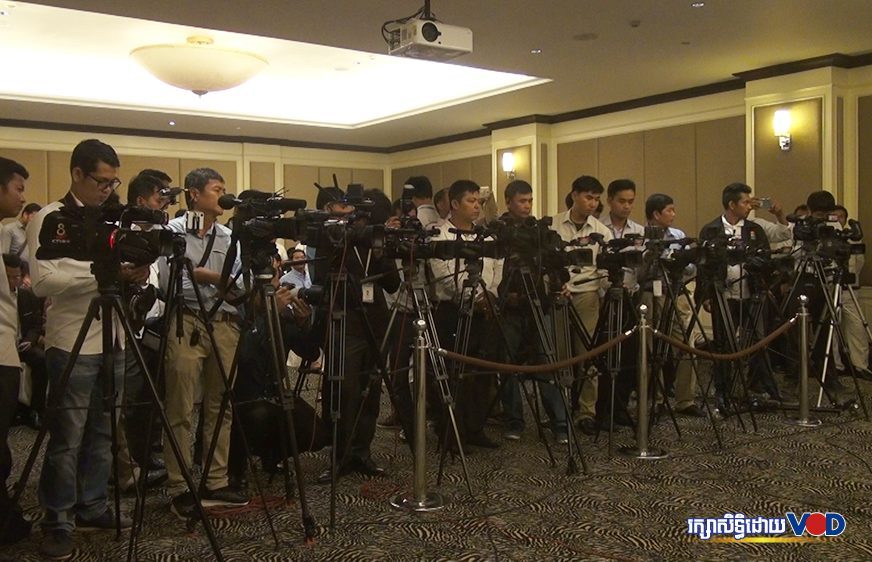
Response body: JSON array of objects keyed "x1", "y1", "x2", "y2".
[
  {"x1": 0, "y1": 202, "x2": 40, "y2": 265},
  {"x1": 600, "y1": 178, "x2": 646, "y2": 293},
  {"x1": 405, "y1": 175, "x2": 441, "y2": 229},
  {"x1": 429, "y1": 180, "x2": 503, "y2": 449},
  {"x1": 0, "y1": 157, "x2": 27, "y2": 526},
  {"x1": 28, "y1": 140, "x2": 151, "y2": 559},
  {"x1": 280, "y1": 248, "x2": 312, "y2": 290},
  {"x1": 550, "y1": 176, "x2": 612, "y2": 435},
  {"x1": 831, "y1": 205, "x2": 869, "y2": 378}
]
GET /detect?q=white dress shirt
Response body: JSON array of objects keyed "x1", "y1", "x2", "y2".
[
  {"x1": 0, "y1": 261, "x2": 19, "y2": 367},
  {"x1": 600, "y1": 214, "x2": 646, "y2": 292},
  {"x1": 721, "y1": 215, "x2": 748, "y2": 300}
]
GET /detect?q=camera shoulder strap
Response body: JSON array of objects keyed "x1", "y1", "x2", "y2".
[{"x1": 197, "y1": 224, "x2": 217, "y2": 268}]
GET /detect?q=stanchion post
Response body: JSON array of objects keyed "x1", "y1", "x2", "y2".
[
  {"x1": 391, "y1": 320, "x2": 445, "y2": 512},
  {"x1": 619, "y1": 304, "x2": 668, "y2": 459},
  {"x1": 787, "y1": 295, "x2": 822, "y2": 428}
]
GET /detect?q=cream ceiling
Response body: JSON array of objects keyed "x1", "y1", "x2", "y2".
[{"x1": 3, "y1": 0, "x2": 872, "y2": 148}]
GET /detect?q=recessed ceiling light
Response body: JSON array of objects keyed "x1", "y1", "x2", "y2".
[
  {"x1": 530, "y1": 48, "x2": 542, "y2": 55},
  {"x1": 168, "y1": 120, "x2": 176, "y2": 126},
  {"x1": 691, "y1": 2, "x2": 705, "y2": 7}
]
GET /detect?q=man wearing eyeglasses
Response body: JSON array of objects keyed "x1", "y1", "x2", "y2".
[{"x1": 27, "y1": 139, "x2": 150, "y2": 560}]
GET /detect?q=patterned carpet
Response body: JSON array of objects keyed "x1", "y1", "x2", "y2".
[{"x1": 3, "y1": 369, "x2": 872, "y2": 562}]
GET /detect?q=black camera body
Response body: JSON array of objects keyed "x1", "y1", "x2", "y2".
[
  {"x1": 35, "y1": 201, "x2": 182, "y2": 285},
  {"x1": 279, "y1": 281, "x2": 324, "y2": 306}
]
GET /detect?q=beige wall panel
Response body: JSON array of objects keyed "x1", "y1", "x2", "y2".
[
  {"x1": 283, "y1": 165, "x2": 319, "y2": 207},
  {"x1": 539, "y1": 143, "x2": 548, "y2": 214},
  {"x1": 318, "y1": 167, "x2": 352, "y2": 190},
  {"x1": 557, "y1": 139, "x2": 598, "y2": 200},
  {"x1": 392, "y1": 163, "x2": 444, "y2": 200},
  {"x1": 249, "y1": 161, "x2": 276, "y2": 191},
  {"x1": 390, "y1": 169, "x2": 407, "y2": 201},
  {"x1": 47, "y1": 151, "x2": 72, "y2": 203},
  {"x1": 179, "y1": 159, "x2": 238, "y2": 193},
  {"x1": 858, "y1": 95, "x2": 872, "y2": 286},
  {"x1": 470, "y1": 155, "x2": 492, "y2": 189},
  {"x1": 115, "y1": 155, "x2": 181, "y2": 206},
  {"x1": 643, "y1": 124, "x2": 696, "y2": 230},
  {"x1": 753, "y1": 98, "x2": 823, "y2": 215},
  {"x1": 440, "y1": 158, "x2": 473, "y2": 189},
  {"x1": 695, "y1": 116, "x2": 745, "y2": 236},
  {"x1": 598, "y1": 132, "x2": 644, "y2": 224},
  {"x1": 351, "y1": 168, "x2": 385, "y2": 191},
  {"x1": 0, "y1": 148, "x2": 49, "y2": 209}
]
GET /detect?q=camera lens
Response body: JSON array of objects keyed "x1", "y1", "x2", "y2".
[{"x1": 421, "y1": 22, "x2": 441, "y2": 42}]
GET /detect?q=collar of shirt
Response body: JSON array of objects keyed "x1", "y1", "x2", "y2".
[
  {"x1": 601, "y1": 214, "x2": 644, "y2": 238},
  {"x1": 560, "y1": 210, "x2": 592, "y2": 230},
  {"x1": 721, "y1": 215, "x2": 745, "y2": 237}
]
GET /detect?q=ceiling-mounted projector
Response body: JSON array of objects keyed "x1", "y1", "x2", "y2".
[{"x1": 389, "y1": 19, "x2": 473, "y2": 61}]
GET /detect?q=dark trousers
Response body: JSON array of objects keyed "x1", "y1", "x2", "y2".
[
  {"x1": 0, "y1": 366, "x2": 19, "y2": 494},
  {"x1": 434, "y1": 302, "x2": 495, "y2": 443},
  {"x1": 321, "y1": 318, "x2": 382, "y2": 464}
]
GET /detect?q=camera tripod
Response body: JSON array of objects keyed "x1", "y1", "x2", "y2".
[
  {"x1": 5, "y1": 263, "x2": 224, "y2": 560},
  {"x1": 783, "y1": 252, "x2": 869, "y2": 418},
  {"x1": 381, "y1": 257, "x2": 474, "y2": 496},
  {"x1": 644, "y1": 257, "x2": 723, "y2": 448},
  {"x1": 494, "y1": 264, "x2": 589, "y2": 474}
]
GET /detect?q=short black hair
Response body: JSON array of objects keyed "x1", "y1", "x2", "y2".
[
  {"x1": 138, "y1": 168, "x2": 172, "y2": 185},
  {"x1": 806, "y1": 190, "x2": 836, "y2": 213},
  {"x1": 2, "y1": 253, "x2": 22, "y2": 269},
  {"x1": 291, "y1": 248, "x2": 306, "y2": 258},
  {"x1": 565, "y1": 192, "x2": 573, "y2": 210},
  {"x1": 721, "y1": 182, "x2": 752, "y2": 209},
  {"x1": 0, "y1": 157, "x2": 29, "y2": 186},
  {"x1": 434, "y1": 187, "x2": 448, "y2": 206},
  {"x1": 69, "y1": 139, "x2": 119, "y2": 175},
  {"x1": 645, "y1": 193, "x2": 674, "y2": 220},
  {"x1": 607, "y1": 179, "x2": 636, "y2": 199},
  {"x1": 793, "y1": 204, "x2": 809, "y2": 215},
  {"x1": 404, "y1": 176, "x2": 433, "y2": 199},
  {"x1": 571, "y1": 175, "x2": 604, "y2": 195},
  {"x1": 833, "y1": 204, "x2": 848, "y2": 218},
  {"x1": 22, "y1": 203, "x2": 41, "y2": 215},
  {"x1": 448, "y1": 180, "x2": 479, "y2": 203},
  {"x1": 364, "y1": 188, "x2": 392, "y2": 225},
  {"x1": 504, "y1": 180, "x2": 532, "y2": 204},
  {"x1": 127, "y1": 173, "x2": 163, "y2": 205},
  {"x1": 184, "y1": 168, "x2": 224, "y2": 207}
]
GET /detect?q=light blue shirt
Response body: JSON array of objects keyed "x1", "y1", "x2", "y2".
[{"x1": 280, "y1": 268, "x2": 312, "y2": 289}]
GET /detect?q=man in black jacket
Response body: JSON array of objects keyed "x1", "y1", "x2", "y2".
[
  {"x1": 312, "y1": 187, "x2": 401, "y2": 482},
  {"x1": 697, "y1": 182, "x2": 771, "y2": 411}
]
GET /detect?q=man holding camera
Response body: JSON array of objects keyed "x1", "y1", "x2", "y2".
[
  {"x1": 697, "y1": 182, "x2": 770, "y2": 413},
  {"x1": 429, "y1": 180, "x2": 503, "y2": 449},
  {"x1": 550, "y1": 176, "x2": 612, "y2": 435},
  {"x1": 404, "y1": 175, "x2": 441, "y2": 229},
  {"x1": 159, "y1": 168, "x2": 249, "y2": 519},
  {"x1": 496, "y1": 180, "x2": 568, "y2": 443},
  {"x1": 28, "y1": 140, "x2": 151, "y2": 559}
]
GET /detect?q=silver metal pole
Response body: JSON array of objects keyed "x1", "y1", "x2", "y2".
[
  {"x1": 620, "y1": 304, "x2": 668, "y2": 459},
  {"x1": 788, "y1": 295, "x2": 821, "y2": 428},
  {"x1": 392, "y1": 320, "x2": 444, "y2": 511}
]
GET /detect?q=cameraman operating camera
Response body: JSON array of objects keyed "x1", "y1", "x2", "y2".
[{"x1": 27, "y1": 140, "x2": 150, "y2": 558}]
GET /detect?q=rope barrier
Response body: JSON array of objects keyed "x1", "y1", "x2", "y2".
[
  {"x1": 437, "y1": 328, "x2": 637, "y2": 374},
  {"x1": 652, "y1": 315, "x2": 797, "y2": 361}
]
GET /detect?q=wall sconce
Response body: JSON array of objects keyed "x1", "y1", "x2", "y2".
[
  {"x1": 501, "y1": 151, "x2": 516, "y2": 179},
  {"x1": 773, "y1": 109, "x2": 791, "y2": 151}
]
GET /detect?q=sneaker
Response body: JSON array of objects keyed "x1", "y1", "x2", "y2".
[
  {"x1": 170, "y1": 492, "x2": 197, "y2": 521},
  {"x1": 75, "y1": 509, "x2": 132, "y2": 531},
  {"x1": 201, "y1": 486, "x2": 250, "y2": 507},
  {"x1": 40, "y1": 529, "x2": 73, "y2": 560},
  {"x1": 554, "y1": 431, "x2": 569, "y2": 445},
  {"x1": 503, "y1": 429, "x2": 522, "y2": 441}
]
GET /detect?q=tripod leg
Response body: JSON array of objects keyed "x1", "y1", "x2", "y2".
[{"x1": 112, "y1": 299, "x2": 224, "y2": 561}]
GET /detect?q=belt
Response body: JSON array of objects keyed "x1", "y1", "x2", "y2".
[{"x1": 183, "y1": 308, "x2": 239, "y2": 323}]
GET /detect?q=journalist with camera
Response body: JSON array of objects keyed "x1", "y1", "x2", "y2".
[
  {"x1": 157, "y1": 168, "x2": 249, "y2": 519},
  {"x1": 493, "y1": 180, "x2": 568, "y2": 443},
  {"x1": 311, "y1": 186, "x2": 401, "y2": 482},
  {"x1": 26, "y1": 140, "x2": 154, "y2": 559},
  {"x1": 697, "y1": 182, "x2": 772, "y2": 412}
]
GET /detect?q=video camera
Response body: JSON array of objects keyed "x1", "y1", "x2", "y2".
[
  {"x1": 36, "y1": 199, "x2": 183, "y2": 284},
  {"x1": 592, "y1": 233, "x2": 644, "y2": 273},
  {"x1": 788, "y1": 214, "x2": 864, "y2": 261},
  {"x1": 486, "y1": 215, "x2": 594, "y2": 269}
]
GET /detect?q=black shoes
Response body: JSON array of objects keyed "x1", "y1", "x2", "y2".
[
  {"x1": 170, "y1": 492, "x2": 197, "y2": 521},
  {"x1": 40, "y1": 529, "x2": 73, "y2": 560},
  {"x1": 466, "y1": 433, "x2": 499, "y2": 449},
  {"x1": 201, "y1": 486, "x2": 250, "y2": 507},
  {"x1": 577, "y1": 417, "x2": 598, "y2": 436}
]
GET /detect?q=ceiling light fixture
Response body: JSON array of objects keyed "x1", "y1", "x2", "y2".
[
  {"x1": 691, "y1": 2, "x2": 705, "y2": 7},
  {"x1": 530, "y1": 48, "x2": 542, "y2": 54},
  {"x1": 168, "y1": 120, "x2": 176, "y2": 126},
  {"x1": 131, "y1": 35, "x2": 268, "y2": 96}
]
